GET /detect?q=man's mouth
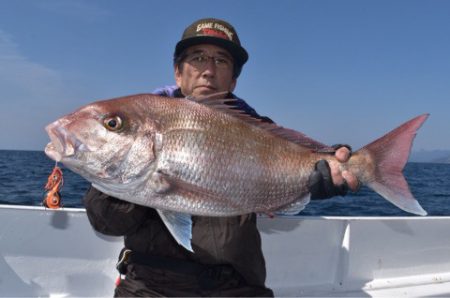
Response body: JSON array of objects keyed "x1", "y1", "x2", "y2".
[{"x1": 196, "y1": 84, "x2": 217, "y2": 90}]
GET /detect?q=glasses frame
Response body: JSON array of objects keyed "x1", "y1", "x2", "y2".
[{"x1": 183, "y1": 51, "x2": 234, "y2": 71}]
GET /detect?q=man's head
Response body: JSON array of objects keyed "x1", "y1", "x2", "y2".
[{"x1": 173, "y1": 18, "x2": 248, "y2": 97}]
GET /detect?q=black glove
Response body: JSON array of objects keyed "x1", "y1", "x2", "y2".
[
  {"x1": 308, "y1": 144, "x2": 353, "y2": 200},
  {"x1": 309, "y1": 160, "x2": 349, "y2": 200}
]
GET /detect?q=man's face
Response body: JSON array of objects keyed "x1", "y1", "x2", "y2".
[{"x1": 175, "y1": 44, "x2": 237, "y2": 97}]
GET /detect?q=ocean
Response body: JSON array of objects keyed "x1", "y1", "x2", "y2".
[{"x1": 1, "y1": 150, "x2": 449, "y2": 216}]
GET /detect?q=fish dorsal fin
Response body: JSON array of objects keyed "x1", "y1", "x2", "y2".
[
  {"x1": 191, "y1": 95, "x2": 331, "y2": 150},
  {"x1": 264, "y1": 125, "x2": 332, "y2": 151},
  {"x1": 156, "y1": 209, "x2": 193, "y2": 252}
]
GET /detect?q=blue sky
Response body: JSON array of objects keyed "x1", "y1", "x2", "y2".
[{"x1": 0, "y1": 0, "x2": 449, "y2": 151}]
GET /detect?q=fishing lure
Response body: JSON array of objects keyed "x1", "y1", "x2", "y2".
[{"x1": 43, "y1": 164, "x2": 64, "y2": 209}]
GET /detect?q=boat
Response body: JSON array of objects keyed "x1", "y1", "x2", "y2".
[{"x1": 1, "y1": 204, "x2": 450, "y2": 297}]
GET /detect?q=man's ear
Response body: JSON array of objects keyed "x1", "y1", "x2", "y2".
[
  {"x1": 229, "y1": 78, "x2": 237, "y2": 92},
  {"x1": 174, "y1": 65, "x2": 182, "y2": 87}
]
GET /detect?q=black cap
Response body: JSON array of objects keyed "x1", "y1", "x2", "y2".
[{"x1": 174, "y1": 18, "x2": 249, "y2": 70}]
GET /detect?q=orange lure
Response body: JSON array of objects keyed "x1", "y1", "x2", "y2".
[{"x1": 43, "y1": 165, "x2": 64, "y2": 209}]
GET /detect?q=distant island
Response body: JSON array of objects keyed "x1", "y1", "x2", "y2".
[
  {"x1": 433, "y1": 156, "x2": 450, "y2": 164},
  {"x1": 409, "y1": 150, "x2": 450, "y2": 164}
]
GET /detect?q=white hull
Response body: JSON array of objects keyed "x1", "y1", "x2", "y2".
[{"x1": 1, "y1": 205, "x2": 450, "y2": 297}]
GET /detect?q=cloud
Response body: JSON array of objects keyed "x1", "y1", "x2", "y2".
[
  {"x1": 0, "y1": 29, "x2": 68, "y2": 150},
  {"x1": 0, "y1": 29, "x2": 64, "y2": 103}
]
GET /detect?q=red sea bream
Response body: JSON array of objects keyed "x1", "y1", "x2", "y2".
[{"x1": 45, "y1": 94, "x2": 428, "y2": 251}]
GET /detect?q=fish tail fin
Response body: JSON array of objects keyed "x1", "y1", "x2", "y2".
[{"x1": 356, "y1": 114, "x2": 429, "y2": 216}]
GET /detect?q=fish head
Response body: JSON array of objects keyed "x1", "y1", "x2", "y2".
[{"x1": 45, "y1": 96, "x2": 158, "y2": 188}]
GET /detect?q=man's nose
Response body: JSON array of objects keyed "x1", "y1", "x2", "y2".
[{"x1": 201, "y1": 59, "x2": 217, "y2": 77}]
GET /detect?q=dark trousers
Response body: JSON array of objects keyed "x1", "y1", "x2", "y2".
[{"x1": 114, "y1": 264, "x2": 274, "y2": 297}]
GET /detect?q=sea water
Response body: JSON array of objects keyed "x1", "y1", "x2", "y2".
[{"x1": 0, "y1": 150, "x2": 449, "y2": 216}]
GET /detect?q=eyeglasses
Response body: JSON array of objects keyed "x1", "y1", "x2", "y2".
[{"x1": 184, "y1": 52, "x2": 233, "y2": 70}]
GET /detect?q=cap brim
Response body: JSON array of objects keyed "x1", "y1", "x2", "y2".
[{"x1": 175, "y1": 36, "x2": 248, "y2": 67}]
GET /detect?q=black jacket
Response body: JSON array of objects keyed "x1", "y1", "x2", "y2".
[{"x1": 83, "y1": 88, "x2": 274, "y2": 296}]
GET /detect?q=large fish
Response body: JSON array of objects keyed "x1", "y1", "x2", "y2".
[{"x1": 45, "y1": 94, "x2": 428, "y2": 251}]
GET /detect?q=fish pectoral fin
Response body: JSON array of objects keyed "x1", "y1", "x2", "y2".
[
  {"x1": 156, "y1": 209, "x2": 193, "y2": 252},
  {"x1": 154, "y1": 170, "x2": 239, "y2": 211},
  {"x1": 274, "y1": 194, "x2": 311, "y2": 216},
  {"x1": 149, "y1": 171, "x2": 172, "y2": 194}
]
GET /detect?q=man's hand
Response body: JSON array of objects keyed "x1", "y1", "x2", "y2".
[
  {"x1": 309, "y1": 146, "x2": 360, "y2": 200},
  {"x1": 331, "y1": 146, "x2": 360, "y2": 191}
]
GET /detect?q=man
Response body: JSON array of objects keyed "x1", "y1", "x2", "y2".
[{"x1": 84, "y1": 18, "x2": 358, "y2": 297}]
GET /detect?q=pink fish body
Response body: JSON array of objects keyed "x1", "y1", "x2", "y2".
[{"x1": 45, "y1": 94, "x2": 428, "y2": 250}]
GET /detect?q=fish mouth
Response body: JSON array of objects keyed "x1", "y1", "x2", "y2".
[{"x1": 45, "y1": 121, "x2": 89, "y2": 162}]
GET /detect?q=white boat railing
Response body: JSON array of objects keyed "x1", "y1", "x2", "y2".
[
  {"x1": 1, "y1": 205, "x2": 450, "y2": 297},
  {"x1": 259, "y1": 216, "x2": 450, "y2": 296}
]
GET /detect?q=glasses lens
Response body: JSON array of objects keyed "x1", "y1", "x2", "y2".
[
  {"x1": 186, "y1": 53, "x2": 232, "y2": 70},
  {"x1": 213, "y1": 57, "x2": 232, "y2": 69}
]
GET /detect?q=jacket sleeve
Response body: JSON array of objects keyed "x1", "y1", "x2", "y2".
[{"x1": 83, "y1": 186, "x2": 151, "y2": 236}]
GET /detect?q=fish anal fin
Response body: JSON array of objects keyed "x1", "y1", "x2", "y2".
[{"x1": 274, "y1": 194, "x2": 311, "y2": 216}]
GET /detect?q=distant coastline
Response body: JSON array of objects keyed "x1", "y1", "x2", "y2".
[
  {"x1": 409, "y1": 150, "x2": 450, "y2": 164},
  {"x1": 1, "y1": 149, "x2": 450, "y2": 164}
]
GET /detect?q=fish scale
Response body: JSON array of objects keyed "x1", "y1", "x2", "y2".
[{"x1": 157, "y1": 118, "x2": 310, "y2": 214}]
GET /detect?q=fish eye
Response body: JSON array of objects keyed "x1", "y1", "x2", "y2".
[{"x1": 103, "y1": 116, "x2": 123, "y2": 131}]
